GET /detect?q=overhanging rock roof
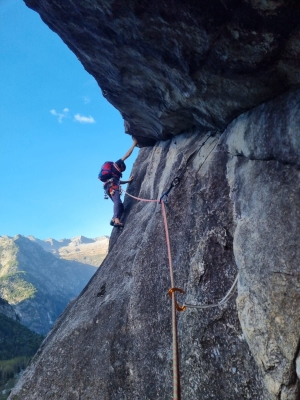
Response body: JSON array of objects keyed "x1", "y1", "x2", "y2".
[{"x1": 25, "y1": 0, "x2": 300, "y2": 145}]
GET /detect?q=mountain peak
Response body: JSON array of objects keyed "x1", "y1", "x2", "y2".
[{"x1": 70, "y1": 236, "x2": 95, "y2": 245}]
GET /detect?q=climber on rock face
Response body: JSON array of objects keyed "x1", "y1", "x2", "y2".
[{"x1": 99, "y1": 138, "x2": 137, "y2": 228}]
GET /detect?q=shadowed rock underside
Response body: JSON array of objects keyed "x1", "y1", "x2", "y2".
[
  {"x1": 10, "y1": 1, "x2": 300, "y2": 399},
  {"x1": 24, "y1": 0, "x2": 300, "y2": 144},
  {"x1": 10, "y1": 89, "x2": 300, "y2": 399}
]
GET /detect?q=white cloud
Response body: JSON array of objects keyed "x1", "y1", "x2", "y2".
[
  {"x1": 74, "y1": 114, "x2": 95, "y2": 124},
  {"x1": 50, "y1": 108, "x2": 95, "y2": 124},
  {"x1": 83, "y1": 96, "x2": 90, "y2": 104},
  {"x1": 50, "y1": 108, "x2": 69, "y2": 123}
]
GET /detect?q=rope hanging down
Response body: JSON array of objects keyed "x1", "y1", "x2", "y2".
[
  {"x1": 123, "y1": 189, "x2": 182, "y2": 399},
  {"x1": 124, "y1": 184, "x2": 239, "y2": 313},
  {"x1": 121, "y1": 134, "x2": 236, "y2": 400},
  {"x1": 123, "y1": 187, "x2": 238, "y2": 400},
  {"x1": 161, "y1": 200, "x2": 181, "y2": 400}
]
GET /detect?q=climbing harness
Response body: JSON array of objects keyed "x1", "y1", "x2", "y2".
[{"x1": 120, "y1": 134, "x2": 237, "y2": 400}]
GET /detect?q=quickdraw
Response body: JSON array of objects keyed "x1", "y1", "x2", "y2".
[
  {"x1": 168, "y1": 288, "x2": 186, "y2": 312},
  {"x1": 159, "y1": 177, "x2": 180, "y2": 203}
]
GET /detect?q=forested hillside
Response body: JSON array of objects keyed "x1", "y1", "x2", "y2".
[
  {"x1": 0, "y1": 235, "x2": 97, "y2": 334},
  {"x1": 0, "y1": 313, "x2": 43, "y2": 399}
]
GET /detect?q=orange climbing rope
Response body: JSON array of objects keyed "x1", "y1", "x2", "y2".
[
  {"x1": 123, "y1": 185, "x2": 238, "y2": 399},
  {"x1": 161, "y1": 200, "x2": 184, "y2": 400},
  {"x1": 123, "y1": 189, "x2": 182, "y2": 400},
  {"x1": 122, "y1": 191, "x2": 159, "y2": 203}
]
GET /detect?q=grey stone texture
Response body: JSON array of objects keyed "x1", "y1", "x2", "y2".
[
  {"x1": 9, "y1": 89, "x2": 300, "y2": 399},
  {"x1": 24, "y1": 0, "x2": 300, "y2": 145},
  {"x1": 12, "y1": 1, "x2": 300, "y2": 398},
  {"x1": 222, "y1": 89, "x2": 300, "y2": 400}
]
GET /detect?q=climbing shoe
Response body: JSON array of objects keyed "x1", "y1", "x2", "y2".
[{"x1": 113, "y1": 222, "x2": 124, "y2": 228}]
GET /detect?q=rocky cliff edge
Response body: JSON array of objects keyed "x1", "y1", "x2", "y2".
[{"x1": 9, "y1": 1, "x2": 300, "y2": 399}]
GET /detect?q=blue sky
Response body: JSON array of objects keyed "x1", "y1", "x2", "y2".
[{"x1": 0, "y1": 0, "x2": 139, "y2": 239}]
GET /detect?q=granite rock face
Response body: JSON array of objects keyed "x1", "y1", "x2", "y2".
[
  {"x1": 223, "y1": 89, "x2": 300, "y2": 400},
  {"x1": 9, "y1": 89, "x2": 300, "y2": 399},
  {"x1": 24, "y1": 0, "x2": 300, "y2": 144},
  {"x1": 10, "y1": 132, "x2": 262, "y2": 400},
  {"x1": 12, "y1": 1, "x2": 300, "y2": 399}
]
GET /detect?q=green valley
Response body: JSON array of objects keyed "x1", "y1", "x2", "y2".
[{"x1": 0, "y1": 313, "x2": 44, "y2": 400}]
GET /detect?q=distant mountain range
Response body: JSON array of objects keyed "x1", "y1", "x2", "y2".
[
  {"x1": 0, "y1": 235, "x2": 109, "y2": 335},
  {"x1": 27, "y1": 235, "x2": 109, "y2": 267},
  {"x1": 0, "y1": 234, "x2": 109, "y2": 399}
]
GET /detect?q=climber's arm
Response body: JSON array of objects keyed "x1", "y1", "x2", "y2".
[
  {"x1": 120, "y1": 176, "x2": 134, "y2": 184},
  {"x1": 121, "y1": 139, "x2": 137, "y2": 161}
]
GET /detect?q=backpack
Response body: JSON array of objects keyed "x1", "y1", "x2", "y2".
[{"x1": 98, "y1": 162, "x2": 121, "y2": 182}]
